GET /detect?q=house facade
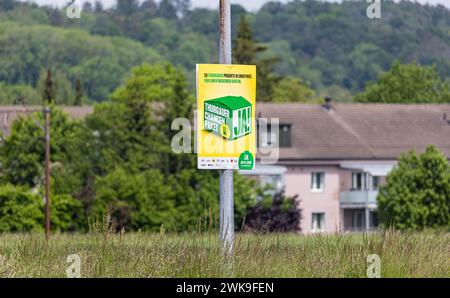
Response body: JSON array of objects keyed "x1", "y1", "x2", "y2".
[{"x1": 243, "y1": 102, "x2": 450, "y2": 233}]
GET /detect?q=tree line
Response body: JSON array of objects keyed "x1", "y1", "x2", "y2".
[
  {"x1": 0, "y1": 0, "x2": 449, "y2": 103},
  {"x1": 0, "y1": 62, "x2": 301, "y2": 233}
]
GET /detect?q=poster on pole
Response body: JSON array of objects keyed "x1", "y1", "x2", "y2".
[{"x1": 196, "y1": 64, "x2": 256, "y2": 170}]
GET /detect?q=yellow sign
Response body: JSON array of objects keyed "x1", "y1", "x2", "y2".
[{"x1": 196, "y1": 64, "x2": 256, "y2": 170}]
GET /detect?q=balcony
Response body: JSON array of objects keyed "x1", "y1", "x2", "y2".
[{"x1": 340, "y1": 190, "x2": 378, "y2": 207}]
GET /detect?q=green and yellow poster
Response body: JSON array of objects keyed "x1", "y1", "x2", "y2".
[{"x1": 196, "y1": 64, "x2": 256, "y2": 170}]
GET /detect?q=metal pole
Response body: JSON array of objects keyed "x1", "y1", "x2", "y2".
[
  {"x1": 219, "y1": 0, "x2": 234, "y2": 256},
  {"x1": 219, "y1": 0, "x2": 232, "y2": 65},
  {"x1": 44, "y1": 107, "x2": 51, "y2": 241}
]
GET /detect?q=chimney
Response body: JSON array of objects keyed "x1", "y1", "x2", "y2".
[{"x1": 323, "y1": 97, "x2": 332, "y2": 112}]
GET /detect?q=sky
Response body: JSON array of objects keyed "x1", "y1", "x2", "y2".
[{"x1": 17, "y1": 0, "x2": 450, "y2": 11}]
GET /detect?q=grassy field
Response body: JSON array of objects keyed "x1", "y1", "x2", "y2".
[{"x1": 0, "y1": 229, "x2": 448, "y2": 278}]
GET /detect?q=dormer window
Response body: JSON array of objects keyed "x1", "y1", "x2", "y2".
[
  {"x1": 259, "y1": 124, "x2": 277, "y2": 148},
  {"x1": 258, "y1": 122, "x2": 292, "y2": 148},
  {"x1": 279, "y1": 124, "x2": 292, "y2": 147}
]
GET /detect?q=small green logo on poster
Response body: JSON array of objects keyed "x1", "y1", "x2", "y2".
[{"x1": 238, "y1": 150, "x2": 255, "y2": 170}]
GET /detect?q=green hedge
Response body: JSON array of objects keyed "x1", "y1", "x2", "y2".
[{"x1": 0, "y1": 184, "x2": 81, "y2": 232}]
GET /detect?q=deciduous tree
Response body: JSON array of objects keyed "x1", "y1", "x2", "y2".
[
  {"x1": 378, "y1": 146, "x2": 450, "y2": 230},
  {"x1": 355, "y1": 62, "x2": 450, "y2": 103}
]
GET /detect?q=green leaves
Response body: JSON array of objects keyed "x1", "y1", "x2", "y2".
[
  {"x1": 272, "y1": 77, "x2": 319, "y2": 103},
  {"x1": 51, "y1": 194, "x2": 83, "y2": 232},
  {"x1": 0, "y1": 21, "x2": 162, "y2": 102},
  {"x1": 0, "y1": 82, "x2": 40, "y2": 105},
  {"x1": 378, "y1": 146, "x2": 450, "y2": 230},
  {"x1": 1, "y1": 107, "x2": 80, "y2": 187},
  {"x1": 2, "y1": 1, "x2": 450, "y2": 103},
  {"x1": 355, "y1": 61, "x2": 450, "y2": 103},
  {"x1": 0, "y1": 184, "x2": 82, "y2": 232},
  {"x1": 233, "y1": 15, "x2": 281, "y2": 102},
  {"x1": 93, "y1": 167, "x2": 177, "y2": 231},
  {"x1": 0, "y1": 184, "x2": 43, "y2": 232}
]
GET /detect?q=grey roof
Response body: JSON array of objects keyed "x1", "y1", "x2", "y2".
[
  {"x1": 1, "y1": 104, "x2": 449, "y2": 161},
  {"x1": 0, "y1": 106, "x2": 93, "y2": 136},
  {"x1": 256, "y1": 103, "x2": 450, "y2": 161}
]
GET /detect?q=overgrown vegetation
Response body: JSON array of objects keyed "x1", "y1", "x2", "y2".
[{"x1": 0, "y1": 230, "x2": 448, "y2": 277}]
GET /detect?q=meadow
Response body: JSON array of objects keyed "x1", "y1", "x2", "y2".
[{"x1": 0, "y1": 229, "x2": 448, "y2": 278}]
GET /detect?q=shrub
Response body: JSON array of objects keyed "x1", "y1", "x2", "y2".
[
  {"x1": 93, "y1": 168, "x2": 177, "y2": 231},
  {"x1": 51, "y1": 194, "x2": 83, "y2": 232},
  {"x1": 378, "y1": 145, "x2": 450, "y2": 230},
  {"x1": 244, "y1": 188, "x2": 301, "y2": 232},
  {"x1": 0, "y1": 184, "x2": 43, "y2": 232}
]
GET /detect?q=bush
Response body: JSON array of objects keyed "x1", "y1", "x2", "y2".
[
  {"x1": 378, "y1": 145, "x2": 450, "y2": 230},
  {"x1": 51, "y1": 194, "x2": 83, "y2": 232},
  {"x1": 92, "y1": 168, "x2": 258, "y2": 233},
  {"x1": 93, "y1": 168, "x2": 177, "y2": 231},
  {"x1": 244, "y1": 189, "x2": 301, "y2": 232},
  {"x1": 0, "y1": 107, "x2": 80, "y2": 188},
  {"x1": 0, "y1": 184, "x2": 43, "y2": 232},
  {"x1": 0, "y1": 184, "x2": 83, "y2": 232}
]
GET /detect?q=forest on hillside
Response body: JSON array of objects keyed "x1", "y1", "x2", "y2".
[{"x1": 0, "y1": 0, "x2": 449, "y2": 103}]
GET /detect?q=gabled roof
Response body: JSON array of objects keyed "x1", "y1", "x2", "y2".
[
  {"x1": 256, "y1": 103, "x2": 450, "y2": 161},
  {"x1": 1, "y1": 104, "x2": 449, "y2": 162}
]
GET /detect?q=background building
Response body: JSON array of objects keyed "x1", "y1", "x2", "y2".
[{"x1": 244, "y1": 101, "x2": 450, "y2": 233}]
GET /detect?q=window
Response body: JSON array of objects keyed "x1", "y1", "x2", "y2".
[
  {"x1": 352, "y1": 210, "x2": 365, "y2": 230},
  {"x1": 279, "y1": 124, "x2": 292, "y2": 147},
  {"x1": 352, "y1": 173, "x2": 380, "y2": 190},
  {"x1": 258, "y1": 124, "x2": 277, "y2": 148},
  {"x1": 372, "y1": 176, "x2": 380, "y2": 190},
  {"x1": 311, "y1": 172, "x2": 325, "y2": 192},
  {"x1": 352, "y1": 172, "x2": 364, "y2": 190},
  {"x1": 257, "y1": 122, "x2": 292, "y2": 148},
  {"x1": 312, "y1": 213, "x2": 325, "y2": 232},
  {"x1": 260, "y1": 174, "x2": 284, "y2": 193}
]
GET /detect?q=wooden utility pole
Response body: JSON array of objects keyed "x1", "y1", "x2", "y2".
[{"x1": 44, "y1": 107, "x2": 51, "y2": 241}]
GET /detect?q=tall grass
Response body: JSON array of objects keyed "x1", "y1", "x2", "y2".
[{"x1": 0, "y1": 229, "x2": 448, "y2": 278}]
